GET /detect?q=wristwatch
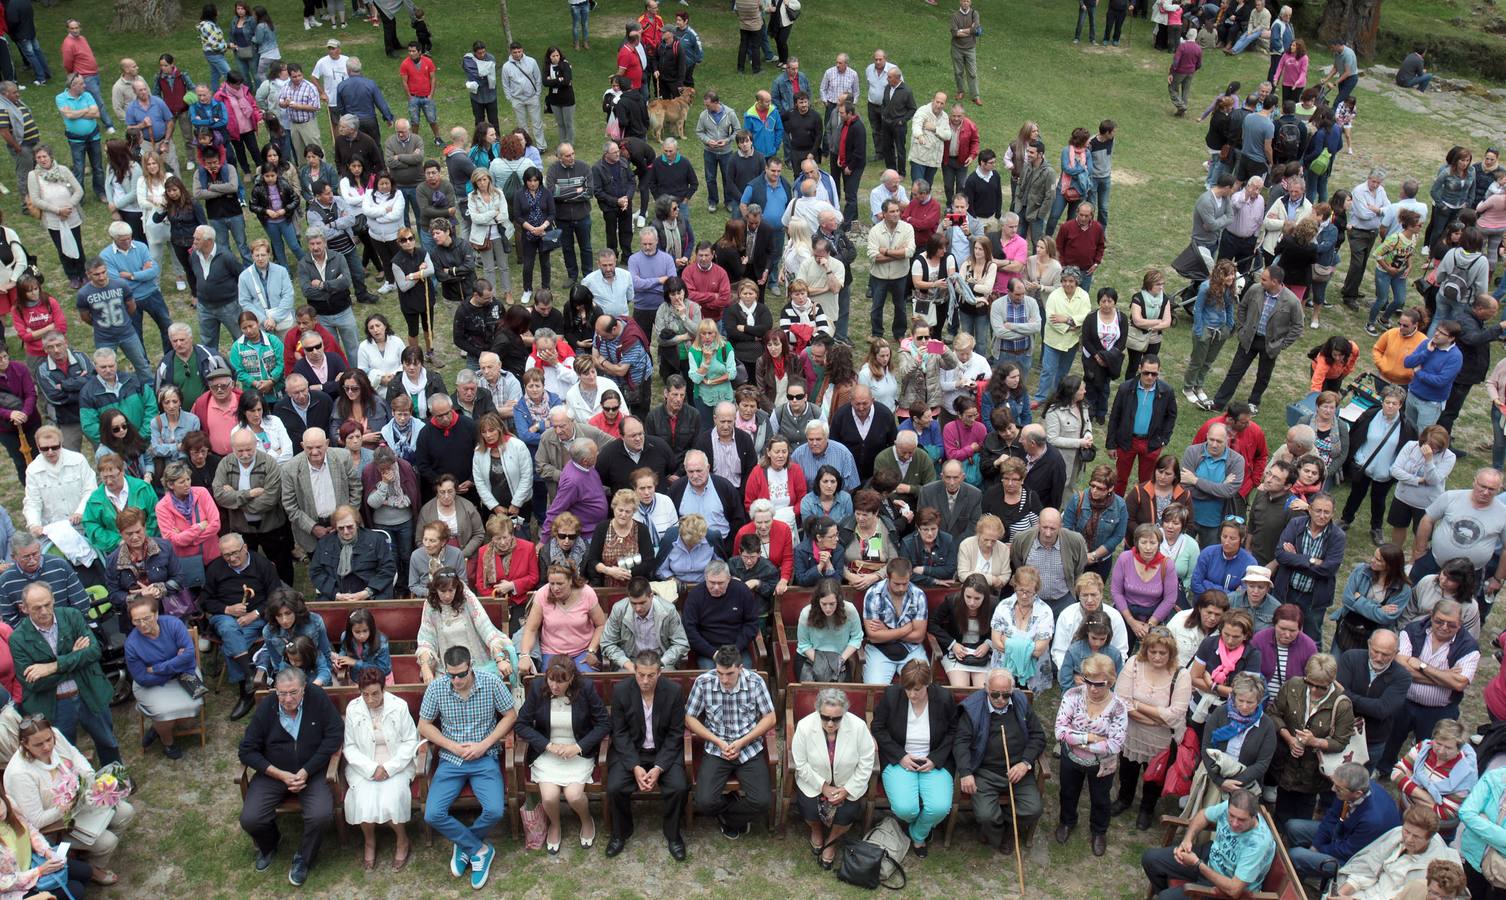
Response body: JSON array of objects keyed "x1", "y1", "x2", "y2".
[{"x1": 1418, "y1": 661, "x2": 1428, "y2": 673}]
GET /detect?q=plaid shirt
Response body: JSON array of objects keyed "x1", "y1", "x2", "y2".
[
  {"x1": 278, "y1": 79, "x2": 322, "y2": 123},
  {"x1": 1288, "y1": 524, "x2": 1330, "y2": 594},
  {"x1": 862, "y1": 580, "x2": 928, "y2": 652},
  {"x1": 419, "y1": 670, "x2": 515, "y2": 765},
  {"x1": 686, "y1": 669, "x2": 774, "y2": 762},
  {"x1": 593, "y1": 332, "x2": 653, "y2": 391},
  {"x1": 997, "y1": 297, "x2": 1033, "y2": 353}
]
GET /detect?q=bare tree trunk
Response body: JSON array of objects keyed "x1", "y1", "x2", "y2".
[
  {"x1": 499, "y1": 0, "x2": 514, "y2": 45},
  {"x1": 1318, "y1": 0, "x2": 1383, "y2": 58},
  {"x1": 114, "y1": 0, "x2": 184, "y2": 35}
]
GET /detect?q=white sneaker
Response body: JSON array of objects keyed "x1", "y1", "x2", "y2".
[
  {"x1": 520, "y1": 291, "x2": 532, "y2": 304},
  {"x1": 1194, "y1": 388, "x2": 1209, "y2": 405},
  {"x1": 378, "y1": 282, "x2": 396, "y2": 294},
  {"x1": 175, "y1": 278, "x2": 187, "y2": 292},
  {"x1": 107, "y1": 126, "x2": 116, "y2": 135},
  {"x1": 1182, "y1": 386, "x2": 1198, "y2": 404}
]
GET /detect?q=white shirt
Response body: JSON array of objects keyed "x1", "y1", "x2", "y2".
[
  {"x1": 903, "y1": 701, "x2": 931, "y2": 759},
  {"x1": 311, "y1": 54, "x2": 349, "y2": 105},
  {"x1": 309, "y1": 461, "x2": 336, "y2": 518}
]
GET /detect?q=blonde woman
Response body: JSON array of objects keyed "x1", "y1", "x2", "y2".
[
  {"x1": 1112, "y1": 627, "x2": 1192, "y2": 829},
  {"x1": 1024, "y1": 235, "x2": 1062, "y2": 300},
  {"x1": 958, "y1": 237, "x2": 997, "y2": 349},
  {"x1": 958, "y1": 514, "x2": 1012, "y2": 592},
  {"x1": 135, "y1": 149, "x2": 186, "y2": 290},
  {"x1": 780, "y1": 216, "x2": 814, "y2": 289},
  {"x1": 1053, "y1": 652, "x2": 1128, "y2": 856},
  {"x1": 27, "y1": 145, "x2": 86, "y2": 287},
  {"x1": 467, "y1": 168, "x2": 514, "y2": 295},
  {"x1": 686, "y1": 318, "x2": 735, "y2": 417}
]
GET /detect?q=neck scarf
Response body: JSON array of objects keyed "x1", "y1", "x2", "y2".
[
  {"x1": 1136, "y1": 547, "x2": 1166, "y2": 570},
  {"x1": 1210, "y1": 638, "x2": 1247, "y2": 685},
  {"x1": 170, "y1": 491, "x2": 196, "y2": 519},
  {"x1": 1079, "y1": 490, "x2": 1113, "y2": 545},
  {"x1": 1210, "y1": 700, "x2": 1262, "y2": 743},
  {"x1": 338, "y1": 538, "x2": 355, "y2": 577}
]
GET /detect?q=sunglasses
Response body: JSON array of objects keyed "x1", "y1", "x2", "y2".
[
  {"x1": 557, "y1": 533, "x2": 579, "y2": 541},
  {"x1": 602, "y1": 405, "x2": 620, "y2": 413},
  {"x1": 987, "y1": 690, "x2": 1009, "y2": 700},
  {"x1": 1223, "y1": 515, "x2": 1246, "y2": 525},
  {"x1": 447, "y1": 667, "x2": 473, "y2": 681},
  {"x1": 1082, "y1": 679, "x2": 1109, "y2": 688},
  {"x1": 398, "y1": 236, "x2": 415, "y2": 243},
  {"x1": 787, "y1": 393, "x2": 805, "y2": 400},
  {"x1": 819, "y1": 713, "x2": 842, "y2": 724},
  {"x1": 38, "y1": 445, "x2": 60, "y2": 452},
  {"x1": 304, "y1": 343, "x2": 323, "y2": 351}
]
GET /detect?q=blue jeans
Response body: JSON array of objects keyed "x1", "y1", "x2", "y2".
[
  {"x1": 836, "y1": 283, "x2": 852, "y2": 343},
  {"x1": 1398, "y1": 72, "x2": 1434, "y2": 92},
  {"x1": 197, "y1": 301, "x2": 244, "y2": 350},
  {"x1": 1369, "y1": 270, "x2": 1407, "y2": 324},
  {"x1": 15, "y1": 38, "x2": 48, "y2": 82},
  {"x1": 1092, "y1": 176, "x2": 1111, "y2": 227},
  {"x1": 881, "y1": 764, "x2": 953, "y2": 843},
  {"x1": 1230, "y1": 30, "x2": 1260, "y2": 54},
  {"x1": 211, "y1": 613, "x2": 264, "y2": 683},
  {"x1": 67, "y1": 136, "x2": 105, "y2": 199},
  {"x1": 204, "y1": 52, "x2": 231, "y2": 92},
  {"x1": 1335, "y1": 75, "x2": 1359, "y2": 108},
  {"x1": 263, "y1": 218, "x2": 305, "y2": 268},
  {"x1": 869, "y1": 276, "x2": 908, "y2": 340},
  {"x1": 1074, "y1": 4, "x2": 1098, "y2": 42},
  {"x1": 998, "y1": 349, "x2": 1033, "y2": 383},
  {"x1": 408, "y1": 96, "x2": 438, "y2": 125},
  {"x1": 1283, "y1": 818, "x2": 1338, "y2": 883},
  {"x1": 52, "y1": 695, "x2": 122, "y2": 766},
  {"x1": 1033, "y1": 343, "x2": 1077, "y2": 403},
  {"x1": 910, "y1": 163, "x2": 937, "y2": 186},
  {"x1": 425, "y1": 757, "x2": 506, "y2": 855},
  {"x1": 569, "y1": 2, "x2": 590, "y2": 43},
  {"x1": 82, "y1": 75, "x2": 115, "y2": 129},
  {"x1": 130, "y1": 289, "x2": 174, "y2": 355},
  {"x1": 1405, "y1": 392, "x2": 1443, "y2": 431},
  {"x1": 399, "y1": 185, "x2": 418, "y2": 228},
  {"x1": 1206, "y1": 153, "x2": 1232, "y2": 189},
  {"x1": 97, "y1": 331, "x2": 152, "y2": 376},
  {"x1": 211, "y1": 215, "x2": 251, "y2": 265},
  {"x1": 703, "y1": 150, "x2": 734, "y2": 207},
  {"x1": 1046, "y1": 188, "x2": 1081, "y2": 236},
  {"x1": 1493, "y1": 405, "x2": 1505, "y2": 471},
  {"x1": 318, "y1": 307, "x2": 361, "y2": 363},
  {"x1": 863, "y1": 643, "x2": 927, "y2": 685}
]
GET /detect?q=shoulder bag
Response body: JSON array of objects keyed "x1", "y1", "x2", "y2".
[
  {"x1": 1341, "y1": 413, "x2": 1401, "y2": 484},
  {"x1": 1317, "y1": 697, "x2": 1367, "y2": 776},
  {"x1": 837, "y1": 815, "x2": 908, "y2": 890}
]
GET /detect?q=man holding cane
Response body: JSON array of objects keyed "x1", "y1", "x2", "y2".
[{"x1": 955, "y1": 669, "x2": 1044, "y2": 859}]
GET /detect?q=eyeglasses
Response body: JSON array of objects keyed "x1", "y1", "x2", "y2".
[
  {"x1": 398, "y1": 236, "x2": 415, "y2": 243},
  {"x1": 304, "y1": 343, "x2": 323, "y2": 351},
  {"x1": 112, "y1": 424, "x2": 130, "y2": 433},
  {"x1": 557, "y1": 533, "x2": 579, "y2": 541},
  {"x1": 446, "y1": 667, "x2": 473, "y2": 681},
  {"x1": 344, "y1": 384, "x2": 361, "y2": 391},
  {"x1": 275, "y1": 688, "x2": 304, "y2": 698},
  {"x1": 987, "y1": 690, "x2": 1009, "y2": 700},
  {"x1": 818, "y1": 713, "x2": 842, "y2": 724},
  {"x1": 1140, "y1": 371, "x2": 1160, "y2": 379},
  {"x1": 1082, "y1": 679, "x2": 1109, "y2": 688},
  {"x1": 602, "y1": 404, "x2": 620, "y2": 413}
]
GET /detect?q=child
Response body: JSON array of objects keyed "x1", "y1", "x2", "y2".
[
  {"x1": 281, "y1": 635, "x2": 329, "y2": 686},
  {"x1": 1057, "y1": 610, "x2": 1123, "y2": 689},
  {"x1": 900, "y1": 403, "x2": 944, "y2": 463},
  {"x1": 728, "y1": 533, "x2": 780, "y2": 636},
  {"x1": 1335, "y1": 96, "x2": 1357, "y2": 154},
  {"x1": 412, "y1": 7, "x2": 433, "y2": 56},
  {"x1": 253, "y1": 589, "x2": 334, "y2": 686},
  {"x1": 332, "y1": 608, "x2": 393, "y2": 685}
]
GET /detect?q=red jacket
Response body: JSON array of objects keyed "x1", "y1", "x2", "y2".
[
  {"x1": 903, "y1": 197, "x2": 943, "y2": 249},
  {"x1": 940, "y1": 117, "x2": 980, "y2": 168},
  {"x1": 1192, "y1": 415, "x2": 1269, "y2": 499},
  {"x1": 470, "y1": 537, "x2": 541, "y2": 605},
  {"x1": 733, "y1": 519, "x2": 795, "y2": 581},
  {"x1": 682, "y1": 262, "x2": 731, "y2": 321},
  {"x1": 743, "y1": 464, "x2": 808, "y2": 525},
  {"x1": 1055, "y1": 219, "x2": 1106, "y2": 271}
]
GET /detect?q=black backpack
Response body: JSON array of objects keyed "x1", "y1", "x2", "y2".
[{"x1": 1273, "y1": 119, "x2": 1303, "y2": 163}]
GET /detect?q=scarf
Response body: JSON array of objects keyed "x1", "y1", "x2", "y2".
[
  {"x1": 1210, "y1": 638, "x2": 1247, "y2": 685},
  {"x1": 338, "y1": 538, "x2": 355, "y2": 577},
  {"x1": 528, "y1": 338, "x2": 576, "y2": 372},
  {"x1": 388, "y1": 419, "x2": 416, "y2": 455},
  {"x1": 1289, "y1": 480, "x2": 1321, "y2": 503},
  {"x1": 170, "y1": 491, "x2": 196, "y2": 520},
  {"x1": 1210, "y1": 701, "x2": 1263, "y2": 743},
  {"x1": 1136, "y1": 548, "x2": 1167, "y2": 570},
  {"x1": 428, "y1": 413, "x2": 456, "y2": 437},
  {"x1": 1078, "y1": 490, "x2": 1114, "y2": 546},
  {"x1": 526, "y1": 394, "x2": 550, "y2": 421},
  {"x1": 770, "y1": 354, "x2": 787, "y2": 379}
]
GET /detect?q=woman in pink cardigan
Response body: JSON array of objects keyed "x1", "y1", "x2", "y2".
[
  {"x1": 154, "y1": 461, "x2": 223, "y2": 578},
  {"x1": 942, "y1": 396, "x2": 987, "y2": 473},
  {"x1": 1274, "y1": 39, "x2": 1310, "y2": 106}
]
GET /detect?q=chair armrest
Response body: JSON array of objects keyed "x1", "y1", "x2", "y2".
[
  {"x1": 752, "y1": 633, "x2": 768, "y2": 671},
  {"x1": 1182, "y1": 886, "x2": 1276, "y2": 900},
  {"x1": 324, "y1": 751, "x2": 342, "y2": 787}
]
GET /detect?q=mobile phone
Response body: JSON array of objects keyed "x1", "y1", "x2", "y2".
[{"x1": 54, "y1": 842, "x2": 70, "y2": 859}]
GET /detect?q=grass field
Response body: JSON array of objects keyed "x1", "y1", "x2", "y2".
[{"x1": 5, "y1": 0, "x2": 1504, "y2": 897}]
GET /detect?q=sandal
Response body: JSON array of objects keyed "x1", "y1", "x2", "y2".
[
  {"x1": 392, "y1": 847, "x2": 410, "y2": 871},
  {"x1": 91, "y1": 870, "x2": 119, "y2": 886},
  {"x1": 363, "y1": 844, "x2": 377, "y2": 870}
]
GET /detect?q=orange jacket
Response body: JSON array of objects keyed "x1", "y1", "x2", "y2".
[
  {"x1": 1308, "y1": 339, "x2": 1359, "y2": 392},
  {"x1": 1371, "y1": 328, "x2": 1426, "y2": 385}
]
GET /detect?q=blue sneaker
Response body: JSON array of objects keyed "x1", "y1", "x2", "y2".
[
  {"x1": 288, "y1": 855, "x2": 308, "y2": 887},
  {"x1": 450, "y1": 844, "x2": 470, "y2": 877},
  {"x1": 470, "y1": 843, "x2": 495, "y2": 890}
]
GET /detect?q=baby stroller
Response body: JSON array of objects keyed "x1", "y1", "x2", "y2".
[{"x1": 1171, "y1": 239, "x2": 1252, "y2": 316}]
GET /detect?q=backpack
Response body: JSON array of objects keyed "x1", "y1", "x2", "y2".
[
  {"x1": 1436, "y1": 250, "x2": 1486, "y2": 310},
  {"x1": 1308, "y1": 145, "x2": 1332, "y2": 176},
  {"x1": 1273, "y1": 118, "x2": 1303, "y2": 163},
  {"x1": 498, "y1": 166, "x2": 524, "y2": 203}
]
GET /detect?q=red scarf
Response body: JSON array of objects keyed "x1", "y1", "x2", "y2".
[
  {"x1": 429, "y1": 414, "x2": 458, "y2": 437},
  {"x1": 770, "y1": 354, "x2": 787, "y2": 379},
  {"x1": 1136, "y1": 548, "x2": 1167, "y2": 570},
  {"x1": 527, "y1": 338, "x2": 575, "y2": 372}
]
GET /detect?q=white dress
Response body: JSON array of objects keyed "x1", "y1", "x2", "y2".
[
  {"x1": 343, "y1": 696, "x2": 418, "y2": 825},
  {"x1": 529, "y1": 698, "x2": 595, "y2": 786}
]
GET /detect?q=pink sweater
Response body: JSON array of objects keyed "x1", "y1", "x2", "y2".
[
  {"x1": 942, "y1": 419, "x2": 987, "y2": 461},
  {"x1": 154, "y1": 486, "x2": 223, "y2": 564},
  {"x1": 1477, "y1": 191, "x2": 1506, "y2": 231},
  {"x1": 1111, "y1": 549, "x2": 1178, "y2": 623},
  {"x1": 1275, "y1": 53, "x2": 1309, "y2": 89}
]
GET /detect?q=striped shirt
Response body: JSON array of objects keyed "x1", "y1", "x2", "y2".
[
  {"x1": 1398, "y1": 629, "x2": 1479, "y2": 708},
  {"x1": 0, "y1": 558, "x2": 91, "y2": 627}
]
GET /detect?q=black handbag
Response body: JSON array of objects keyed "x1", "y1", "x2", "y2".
[{"x1": 836, "y1": 839, "x2": 906, "y2": 890}]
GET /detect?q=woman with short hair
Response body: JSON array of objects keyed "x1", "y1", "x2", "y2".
[
  {"x1": 1394, "y1": 718, "x2": 1478, "y2": 829},
  {"x1": 342, "y1": 667, "x2": 419, "y2": 870},
  {"x1": 990, "y1": 565, "x2": 1054, "y2": 692},
  {"x1": 957, "y1": 513, "x2": 1011, "y2": 592},
  {"x1": 585, "y1": 489, "x2": 654, "y2": 589},
  {"x1": 105, "y1": 506, "x2": 187, "y2": 616},
  {"x1": 1189, "y1": 608, "x2": 1262, "y2": 724},
  {"x1": 1268, "y1": 652, "x2": 1355, "y2": 824},
  {"x1": 1053, "y1": 652, "x2": 1128, "y2": 856},
  {"x1": 791, "y1": 687, "x2": 876, "y2": 868},
  {"x1": 124, "y1": 595, "x2": 205, "y2": 760},
  {"x1": 515, "y1": 656, "x2": 609, "y2": 853},
  {"x1": 872, "y1": 660, "x2": 956, "y2": 857}
]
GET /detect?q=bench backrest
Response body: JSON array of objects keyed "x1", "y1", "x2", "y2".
[{"x1": 309, "y1": 599, "x2": 510, "y2": 643}]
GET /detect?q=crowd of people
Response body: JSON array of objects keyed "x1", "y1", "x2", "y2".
[{"x1": 0, "y1": 0, "x2": 1497, "y2": 896}]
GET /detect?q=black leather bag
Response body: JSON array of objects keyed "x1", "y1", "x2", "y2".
[{"x1": 836, "y1": 839, "x2": 906, "y2": 890}]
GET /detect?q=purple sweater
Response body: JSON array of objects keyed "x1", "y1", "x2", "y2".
[
  {"x1": 544, "y1": 460, "x2": 609, "y2": 542},
  {"x1": 628, "y1": 248, "x2": 678, "y2": 314},
  {"x1": 1251, "y1": 626, "x2": 1317, "y2": 689},
  {"x1": 1111, "y1": 549, "x2": 1179, "y2": 623}
]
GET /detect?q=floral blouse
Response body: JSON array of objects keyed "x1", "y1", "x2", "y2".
[
  {"x1": 1054, "y1": 685, "x2": 1129, "y2": 771},
  {"x1": 415, "y1": 586, "x2": 511, "y2": 669},
  {"x1": 0, "y1": 814, "x2": 56, "y2": 899}
]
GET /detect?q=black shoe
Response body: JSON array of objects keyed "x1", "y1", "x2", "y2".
[
  {"x1": 605, "y1": 836, "x2": 627, "y2": 858},
  {"x1": 1109, "y1": 797, "x2": 1133, "y2": 817},
  {"x1": 230, "y1": 692, "x2": 256, "y2": 721},
  {"x1": 718, "y1": 817, "x2": 744, "y2": 840},
  {"x1": 1371, "y1": 527, "x2": 1385, "y2": 546},
  {"x1": 1342, "y1": 297, "x2": 1361, "y2": 310},
  {"x1": 1365, "y1": 322, "x2": 1379, "y2": 336},
  {"x1": 1136, "y1": 810, "x2": 1154, "y2": 830},
  {"x1": 357, "y1": 295, "x2": 380, "y2": 304},
  {"x1": 1454, "y1": 447, "x2": 1470, "y2": 459},
  {"x1": 165, "y1": 742, "x2": 184, "y2": 760},
  {"x1": 910, "y1": 841, "x2": 928, "y2": 858},
  {"x1": 1054, "y1": 824, "x2": 1072, "y2": 844},
  {"x1": 255, "y1": 849, "x2": 276, "y2": 872},
  {"x1": 289, "y1": 855, "x2": 308, "y2": 887},
  {"x1": 667, "y1": 838, "x2": 687, "y2": 861},
  {"x1": 142, "y1": 727, "x2": 160, "y2": 749},
  {"x1": 1091, "y1": 833, "x2": 1107, "y2": 856}
]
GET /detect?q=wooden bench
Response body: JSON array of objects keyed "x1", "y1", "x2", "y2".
[
  {"x1": 136, "y1": 626, "x2": 209, "y2": 750},
  {"x1": 309, "y1": 598, "x2": 510, "y2": 644},
  {"x1": 1150, "y1": 807, "x2": 1305, "y2": 900}
]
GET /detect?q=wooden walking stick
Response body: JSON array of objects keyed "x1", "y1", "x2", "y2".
[
  {"x1": 1000, "y1": 724, "x2": 1027, "y2": 896},
  {"x1": 421, "y1": 268, "x2": 435, "y2": 358}
]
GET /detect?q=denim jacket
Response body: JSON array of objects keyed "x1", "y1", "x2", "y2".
[
  {"x1": 1192, "y1": 282, "x2": 1237, "y2": 340},
  {"x1": 150, "y1": 410, "x2": 202, "y2": 461}
]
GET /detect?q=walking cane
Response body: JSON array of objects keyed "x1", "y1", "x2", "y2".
[
  {"x1": 999, "y1": 724, "x2": 1027, "y2": 896},
  {"x1": 421, "y1": 267, "x2": 435, "y2": 359}
]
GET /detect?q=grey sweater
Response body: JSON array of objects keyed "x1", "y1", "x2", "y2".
[{"x1": 1192, "y1": 189, "x2": 1233, "y2": 247}]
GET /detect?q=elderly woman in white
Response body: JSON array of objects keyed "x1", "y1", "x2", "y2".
[
  {"x1": 1331, "y1": 805, "x2": 1459, "y2": 900},
  {"x1": 957, "y1": 514, "x2": 1012, "y2": 593},
  {"x1": 790, "y1": 687, "x2": 875, "y2": 870},
  {"x1": 4, "y1": 716, "x2": 134, "y2": 885},
  {"x1": 343, "y1": 667, "x2": 419, "y2": 871},
  {"x1": 21, "y1": 425, "x2": 97, "y2": 537}
]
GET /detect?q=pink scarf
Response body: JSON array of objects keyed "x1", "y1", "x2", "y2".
[{"x1": 1210, "y1": 638, "x2": 1245, "y2": 685}]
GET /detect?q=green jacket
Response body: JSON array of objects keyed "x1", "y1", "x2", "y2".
[
  {"x1": 9, "y1": 606, "x2": 112, "y2": 717},
  {"x1": 82, "y1": 478, "x2": 159, "y2": 555},
  {"x1": 78, "y1": 372, "x2": 159, "y2": 445}
]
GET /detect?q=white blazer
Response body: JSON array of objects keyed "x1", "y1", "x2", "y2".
[
  {"x1": 473, "y1": 439, "x2": 535, "y2": 512},
  {"x1": 23, "y1": 448, "x2": 97, "y2": 529},
  {"x1": 957, "y1": 536, "x2": 1012, "y2": 587},
  {"x1": 342, "y1": 693, "x2": 420, "y2": 782},
  {"x1": 791, "y1": 710, "x2": 875, "y2": 800}
]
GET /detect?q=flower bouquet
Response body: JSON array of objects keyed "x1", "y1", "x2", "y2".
[{"x1": 64, "y1": 764, "x2": 133, "y2": 841}]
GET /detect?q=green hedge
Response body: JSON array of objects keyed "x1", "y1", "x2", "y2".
[{"x1": 1292, "y1": 0, "x2": 1506, "y2": 86}]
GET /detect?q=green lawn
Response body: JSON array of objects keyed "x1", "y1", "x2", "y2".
[{"x1": 5, "y1": 0, "x2": 1504, "y2": 897}]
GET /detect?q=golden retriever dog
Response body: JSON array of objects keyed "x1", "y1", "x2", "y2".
[{"x1": 648, "y1": 87, "x2": 697, "y2": 141}]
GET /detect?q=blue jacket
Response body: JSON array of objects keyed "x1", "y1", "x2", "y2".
[
  {"x1": 1192, "y1": 281, "x2": 1238, "y2": 339},
  {"x1": 898, "y1": 529, "x2": 958, "y2": 585},
  {"x1": 793, "y1": 537, "x2": 845, "y2": 587},
  {"x1": 957, "y1": 687, "x2": 1041, "y2": 776},
  {"x1": 1302, "y1": 124, "x2": 1343, "y2": 169},
  {"x1": 1058, "y1": 640, "x2": 1123, "y2": 690},
  {"x1": 255, "y1": 616, "x2": 334, "y2": 685},
  {"x1": 1061, "y1": 489, "x2": 1127, "y2": 556},
  {"x1": 1403, "y1": 343, "x2": 1462, "y2": 402},
  {"x1": 770, "y1": 71, "x2": 810, "y2": 119},
  {"x1": 743, "y1": 105, "x2": 785, "y2": 159},
  {"x1": 1314, "y1": 219, "x2": 1342, "y2": 267},
  {"x1": 337, "y1": 628, "x2": 392, "y2": 680},
  {"x1": 1332, "y1": 563, "x2": 1410, "y2": 625},
  {"x1": 1058, "y1": 146, "x2": 1091, "y2": 199},
  {"x1": 1311, "y1": 781, "x2": 1401, "y2": 863},
  {"x1": 1191, "y1": 545, "x2": 1257, "y2": 597},
  {"x1": 1272, "y1": 516, "x2": 1346, "y2": 614},
  {"x1": 513, "y1": 390, "x2": 561, "y2": 450}
]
